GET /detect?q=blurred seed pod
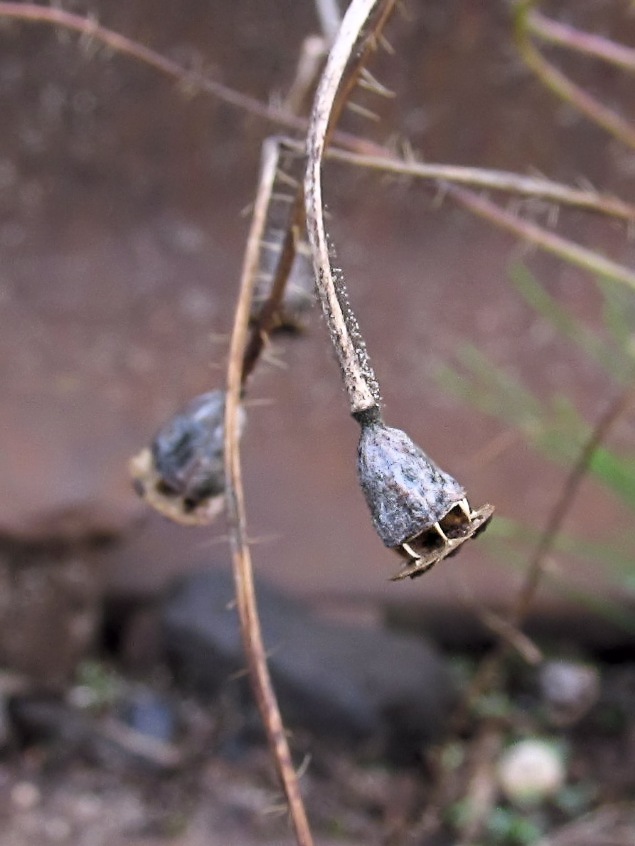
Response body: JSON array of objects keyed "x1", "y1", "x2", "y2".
[
  {"x1": 357, "y1": 419, "x2": 493, "y2": 579},
  {"x1": 130, "y1": 390, "x2": 245, "y2": 526},
  {"x1": 250, "y1": 234, "x2": 315, "y2": 331}
]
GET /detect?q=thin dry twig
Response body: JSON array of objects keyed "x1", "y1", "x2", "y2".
[
  {"x1": 322, "y1": 146, "x2": 635, "y2": 223},
  {"x1": 223, "y1": 142, "x2": 314, "y2": 846},
  {"x1": 0, "y1": 2, "x2": 308, "y2": 133},
  {"x1": 511, "y1": 385, "x2": 635, "y2": 627},
  {"x1": 527, "y1": 9, "x2": 635, "y2": 73},
  {"x1": 468, "y1": 385, "x2": 635, "y2": 708},
  {"x1": 446, "y1": 184, "x2": 635, "y2": 290},
  {"x1": 514, "y1": 1, "x2": 635, "y2": 150}
]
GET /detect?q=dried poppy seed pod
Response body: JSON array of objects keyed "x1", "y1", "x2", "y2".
[
  {"x1": 357, "y1": 417, "x2": 493, "y2": 580},
  {"x1": 152, "y1": 390, "x2": 234, "y2": 502},
  {"x1": 130, "y1": 390, "x2": 245, "y2": 526}
]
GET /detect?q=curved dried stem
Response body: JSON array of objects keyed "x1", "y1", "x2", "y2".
[
  {"x1": 514, "y1": 1, "x2": 635, "y2": 150},
  {"x1": 224, "y1": 144, "x2": 314, "y2": 846},
  {"x1": 305, "y1": 0, "x2": 395, "y2": 417}
]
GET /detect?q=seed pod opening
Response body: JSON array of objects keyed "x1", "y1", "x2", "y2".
[{"x1": 357, "y1": 421, "x2": 493, "y2": 580}]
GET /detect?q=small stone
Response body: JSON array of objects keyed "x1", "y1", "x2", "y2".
[
  {"x1": 539, "y1": 660, "x2": 600, "y2": 726},
  {"x1": 119, "y1": 689, "x2": 177, "y2": 743},
  {"x1": 498, "y1": 739, "x2": 565, "y2": 805},
  {"x1": 162, "y1": 569, "x2": 455, "y2": 758}
]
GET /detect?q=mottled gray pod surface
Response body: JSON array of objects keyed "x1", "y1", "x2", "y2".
[
  {"x1": 152, "y1": 390, "x2": 241, "y2": 504},
  {"x1": 357, "y1": 421, "x2": 466, "y2": 549}
]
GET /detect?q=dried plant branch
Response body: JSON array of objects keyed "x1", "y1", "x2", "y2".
[
  {"x1": 514, "y1": 1, "x2": 635, "y2": 150},
  {"x1": 322, "y1": 146, "x2": 635, "y2": 223},
  {"x1": 446, "y1": 184, "x2": 635, "y2": 290},
  {"x1": 305, "y1": 0, "x2": 388, "y2": 417},
  {"x1": 245, "y1": 0, "x2": 397, "y2": 385},
  {"x1": 527, "y1": 9, "x2": 635, "y2": 73},
  {"x1": 224, "y1": 142, "x2": 314, "y2": 846},
  {"x1": 0, "y1": 2, "x2": 308, "y2": 134},
  {"x1": 5, "y1": 2, "x2": 634, "y2": 263},
  {"x1": 241, "y1": 139, "x2": 308, "y2": 385}
]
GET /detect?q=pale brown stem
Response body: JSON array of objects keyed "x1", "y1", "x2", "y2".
[
  {"x1": 224, "y1": 143, "x2": 314, "y2": 846},
  {"x1": 304, "y1": 0, "x2": 386, "y2": 417}
]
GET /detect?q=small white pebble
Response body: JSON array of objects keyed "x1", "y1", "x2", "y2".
[
  {"x1": 11, "y1": 781, "x2": 41, "y2": 810},
  {"x1": 498, "y1": 739, "x2": 565, "y2": 805}
]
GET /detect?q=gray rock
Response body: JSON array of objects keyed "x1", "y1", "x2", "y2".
[{"x1": 162, "y1": 569, "x2": 454, "y2": 753}]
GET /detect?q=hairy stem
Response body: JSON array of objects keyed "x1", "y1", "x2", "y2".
[{"x1": 305, "y1": 0, "x2": 387, "y2": 417}]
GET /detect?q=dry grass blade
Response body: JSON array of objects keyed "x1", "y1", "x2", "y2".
[{"x1": 224, "y1": 141, "x2": 314, "y2": 846}]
